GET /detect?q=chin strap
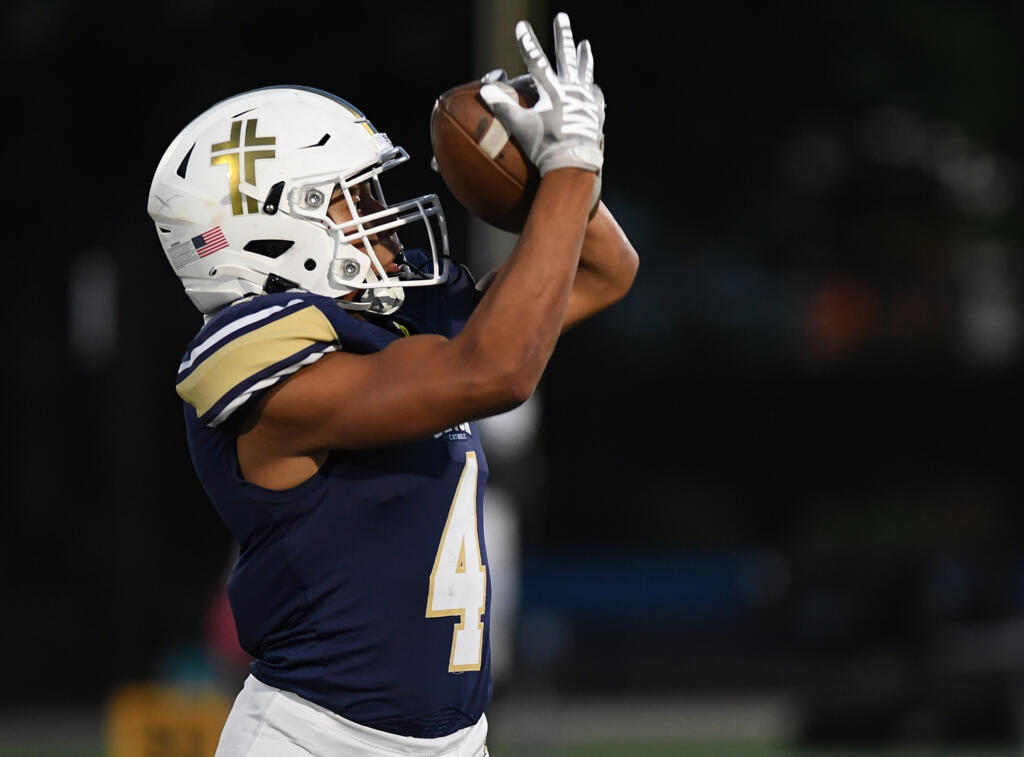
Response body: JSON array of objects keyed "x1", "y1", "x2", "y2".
[
  {"x1": 215, "y1": 260, "x2": 405, "y2": 315},
  {"x1": 328, "y1": 283, "x2": 405, "y2": 315},
  {"x1": 209, "y1": 264, "x2": 269, "y2": 290},
  {"x1": 335, "y1": 295, "x2": 373, "y2": 312},
  {"x1": 216, "y1": 268, "x2": 304, "y2": 299}
]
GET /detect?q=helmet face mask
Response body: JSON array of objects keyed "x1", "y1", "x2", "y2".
[{"x1": 148, "y1": 86, "x2": 450, "y2": 316}]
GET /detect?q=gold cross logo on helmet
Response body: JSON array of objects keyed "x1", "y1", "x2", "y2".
[{"x1": 210, "y1": 119, "x2": 276, "y2": 215}]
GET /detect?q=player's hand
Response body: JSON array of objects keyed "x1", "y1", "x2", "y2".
[
  {"x1": 479, "y1": 13, "x2": 605, "y2": 179},
  {"x1": 428, "y1": 70, "x2": 540, "y2": 176}
]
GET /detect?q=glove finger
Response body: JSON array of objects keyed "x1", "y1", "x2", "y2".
[
  {"x1": 481, "y1": 68, "x2": 508, "y2": 84},
  {"x1": 552, "y1": 12, "x2": 578, "y2": 83},
  {"x1": 480, "y1": 82, "x2": 523, "y2": 117},
  {"x1": 577, "y1": 40, "x2": 594, "y2": 87},
  {"x1": 515, "y1": 20, "x2": 559, "y2": 93}
]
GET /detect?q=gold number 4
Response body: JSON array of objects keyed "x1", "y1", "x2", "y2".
[{"x1": 426, "y1": 451, "x2": 487, "y2": 672}]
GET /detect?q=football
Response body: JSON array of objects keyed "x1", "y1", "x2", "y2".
[{"x1": 430, "y1": 79, "x2": 540, "y2": 233}]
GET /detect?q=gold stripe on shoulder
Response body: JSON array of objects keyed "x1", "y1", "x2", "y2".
[{"x1": 177, "y1": 305, "x2": 338, "y2": 416}]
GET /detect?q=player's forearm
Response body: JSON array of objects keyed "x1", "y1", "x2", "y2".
[
  {"x1": 456, "y1": 168, "x2": 595, "y2": 401},
  {"x1": 562, "y1": 202, "x2": 639, "y2": 332}
]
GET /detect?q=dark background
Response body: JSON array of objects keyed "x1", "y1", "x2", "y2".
[{"x1": 4, "y1": 0, "x2": 1024, "y2": 746}]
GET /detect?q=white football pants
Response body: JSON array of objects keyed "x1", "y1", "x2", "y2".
[{"x1": 215, "y1": 675, "x2": 489, "y2": 757}]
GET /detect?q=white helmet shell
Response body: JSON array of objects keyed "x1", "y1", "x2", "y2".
[{"x1": 148, "y1": 86, "x2": 449, "y2": 315}]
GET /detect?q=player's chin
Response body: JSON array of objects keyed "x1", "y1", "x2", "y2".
[
  {"x1": 371, "y1": 248, "x2": 401, "y2": 275},
  {"x1": 373, "y1": 239, "x2": 404, "y2": 274}
]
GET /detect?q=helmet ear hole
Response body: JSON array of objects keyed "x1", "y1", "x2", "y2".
[
  {"x1": 304, "y1": 259, "x2": 317, "y2": 271},
  {"x1": 243, "y1": 240, "x2": 295, "y2": 258}
]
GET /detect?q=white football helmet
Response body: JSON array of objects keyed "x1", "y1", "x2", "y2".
[{"x1": 148, "y1": 85, "x2": 450, "y2": 315}]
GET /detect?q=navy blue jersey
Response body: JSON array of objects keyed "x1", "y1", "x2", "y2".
[{"x1": 177, "y1": 261, "x2": 492, "y2": 738}]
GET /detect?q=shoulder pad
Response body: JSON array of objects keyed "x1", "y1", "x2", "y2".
[{"x1": 176, "y1": 294, "x2": 339, "y2": 427}]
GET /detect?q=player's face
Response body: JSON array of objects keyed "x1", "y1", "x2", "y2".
[{"x1": 327, "y1": 181, "x2": 403, "y2": 274}]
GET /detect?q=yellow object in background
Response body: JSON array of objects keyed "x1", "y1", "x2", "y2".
[{"x1": 107, "y1": 684, "x2": 231, "y2": 757}]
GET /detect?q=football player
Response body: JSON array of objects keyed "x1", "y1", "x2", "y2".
[{"x1": 148, "y1": 12, "x2": 636, "y2": 757}]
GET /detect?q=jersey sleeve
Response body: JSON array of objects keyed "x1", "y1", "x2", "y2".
[{"x1": 176, "y1": 295, "x2": 342, "y2": 428}]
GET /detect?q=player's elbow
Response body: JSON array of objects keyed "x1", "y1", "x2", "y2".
[
  {"x1": 461, "y1": 345, "x2": 541, "y2": 413},
  {"x1": 499, "y1": 367, "x2": 539, "y2": 408},
  {"x1": 588, "y1": 238, "x2": 639, "y2": 308},
  {"x1": 612, "y1": 239, "x2": 639, "y2": 302},
  {"x1": 487, "y1": 355, "x2": 541, "y2": 409}
]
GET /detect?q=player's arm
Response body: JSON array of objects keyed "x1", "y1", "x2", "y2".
[
  {"x1": 473, "y1": 41, "x2": 635, "y2": 331},
  {"x1": 477, "y1": 201, "x2": 638, "y2": 332},
  {"x1": 561, "y1": 201, "x2": 638, "y2": 332},
  {"x1": 238, "y1": 14, "x2": 603, "y2": 487},
  {"x1": 240, "y1": 169, "x2": 594, "y2": 451}
]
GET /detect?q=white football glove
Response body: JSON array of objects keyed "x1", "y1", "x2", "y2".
[
  {"x1": 480, "y1": 13, "x2": 605, "y2": 182},
  {"x1": 480, "y1": 68, "x2": 538, "y2": 104}
]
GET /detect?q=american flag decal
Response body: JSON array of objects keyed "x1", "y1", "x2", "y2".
[{"x1": 192, "y1": 227, "x2": 229, "y2": 257}]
